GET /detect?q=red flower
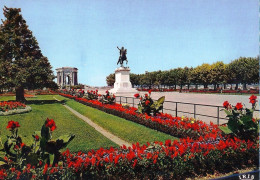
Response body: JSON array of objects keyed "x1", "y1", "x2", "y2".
[
  {"x1": 6, "y1": 120, "x2": 20, "y2": 130},
  {"x1": 107, "y1": 96, "x2": 111, "y2": 99},
  {"x1": 134, "y1": 93, "x2": 140, "y2": 98},
  {"x1": 106, "y1": 90, "x2": 109, "y2": 94},
  {"x1": 43, "y1": 164, "x2": 48, "y2": 174},
  {"x1": 249, "y1": 95, "x2": 257, "y2": 104},
  {"x1": 132, "y1": 159, "x2": 138, "y2": 168},
  {"x1": 45, "y1": 118, "x2": 56, "y2": 131},
  {"x1": 145, "y1": 100, "x2": 150, "y2": 105},
  {"x1": 145, "y1": 94, "x2": 148, "y2": 98},
  {"x1": 148, "y1": 89, "x2": 152, "y2": 94},
  {"x1": 223, "y1": 101, "x2": 230, "y2": 109},
  {"x1": 235, "y1": 103, "x2": 243, "y2": 110},
  {"x1": 35, "y1": 135, "x2": 40, "y2": 141}
]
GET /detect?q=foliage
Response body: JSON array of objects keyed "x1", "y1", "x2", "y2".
[
  {"x1": 134, "y1": 91, "x2": 165, "y2": 116},
  {"x1": 0, "y1": 118, "x2": 75, "y2": 170},
  {"x1": 0, "y1": 137, "x2": 258, "y2": 179},
  {"x1": 106, "y1": 73, "x2": 115, "y2": 86},
  {"x1": 100, "y1": 90, "x2": 116, "y2": 104},
  {"x1": 221, "y1": 95, "x2": 259, "y2": 140},
  {"x1": 84, "y1": 90, "x2": 99, "y2": 100},
  {"x1": 0, "y1": 7, "x2": 55, "y2": 102},
  {"x1": 106, "y1": 56, "x2": 259, "y2": 90},
  {"x1": 0, "y1": 101, "x2": 26, "y2": 112},
  {"x1": 70, "y1": 84, "x2": 85, "y2": 89}
]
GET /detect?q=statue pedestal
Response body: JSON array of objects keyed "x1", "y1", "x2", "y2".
[{"x1": 109, "y1": 67, "x2": 138, "y2": 94}]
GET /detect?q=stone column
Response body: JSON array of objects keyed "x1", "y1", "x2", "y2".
[
  {"x1": 72, "y1": 72, "x2": 74, "y2": 85},
  {"x1": 61, "y1": 72, "x2": 63, "y2": 87},
  {"x1": 57, "y1": 72, "x2": 60, "y2": 85},
  {"x1": 74, "y1": 72, "x2": 78, "y2": 85}
]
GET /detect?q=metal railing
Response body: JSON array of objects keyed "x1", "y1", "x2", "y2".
[{"x1": 115, "y1": 96, "x2": 260, "y2": 125}]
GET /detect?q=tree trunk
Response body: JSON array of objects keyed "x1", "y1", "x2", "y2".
[
  {"x1": 235, "y1": 83, "x2": 238, "y2": 90},
  {"x1": 195, "y1": 84, "x2": 198, "y2": 90},
  {"x1": 224, "y1": 84, "x2": 226, "y2": 89},
  {"x1": 16, "y1": 86, "x2": 26, "y2": 102},
  {"x1": 243, "y1": 83, "x2": 247, "y2": 90},
  {"x1": 188, "y1": 84, "x2": 190, "y2": 90}
]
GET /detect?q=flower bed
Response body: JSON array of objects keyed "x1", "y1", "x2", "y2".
[
  {"x1": 1, "y1": 136, "x2": 258, "y2": 179},
  {"x1": 0, "y1": 101, "x2": 32, "y2": 116},
  {"x1": 60, "y1": 93, "x2": 221, "y2": 139}
]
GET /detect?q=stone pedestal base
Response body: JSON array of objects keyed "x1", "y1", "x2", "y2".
[{"x1": 109, "y1": 67, "x2": 138, "y2": 94}]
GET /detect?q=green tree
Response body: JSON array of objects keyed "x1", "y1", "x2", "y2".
[
  {"x1": 168, "y1": 69, "x2": 178, "y2": 89},
  {"x1": 209, "y1": 61, "x2": 227, "y2": 90},
  {"x1": 195, "y1": 63, "x2": 211, "y2": 88},
  {"x1": 106, "y1": 73, "x2": 115, "y2": 86},
  {"x1": 228, "y1": 57, "x2": 259, "y2": 90},
  {"x1": 0, "y1": 7, "x2": 55, "y2": 101},
  {"x1": 130, "y1": 73, "x2": 140, "y2": 88}
]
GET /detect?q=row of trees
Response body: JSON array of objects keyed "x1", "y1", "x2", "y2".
[
  {"x1": 0, "y1": 7, "x2": 56, "y2": 101},
  {"x1": 106, "y1": 57, "x2": 259, "y2": 90}
]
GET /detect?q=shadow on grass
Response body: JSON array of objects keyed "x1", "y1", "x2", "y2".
[{"x1": 26, "y1": 99, "x2": 66, "y2": 105}]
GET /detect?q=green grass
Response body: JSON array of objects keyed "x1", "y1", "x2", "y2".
[
  {"x1": 55, "y1": 95, "x2": 178, "y2": 145},
  {"x1": 0, "y1": 96, "x2": 16, "y2": 101},
  {"x1": 0, "y1": 95, "x2": 117, "y2": 153}
]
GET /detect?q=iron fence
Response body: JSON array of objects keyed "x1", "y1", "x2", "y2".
[{"x1": 115, "y1": 96, "x2": 259, "y2": 125}]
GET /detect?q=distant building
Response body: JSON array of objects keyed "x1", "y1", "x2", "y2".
[{"x1": 56, "y1": 67, "x2": 78, "y2": 87}]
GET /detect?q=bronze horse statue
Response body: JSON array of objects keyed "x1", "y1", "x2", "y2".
[{"x1": 117, "y1": 46, "x2": 128, "y2": 67}]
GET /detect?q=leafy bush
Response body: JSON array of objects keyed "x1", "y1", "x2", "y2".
[
  {"x1": 0, "y1": 119, "x2": 75, "y2": 171},
  {"x1": 221, "y1": 95, "x2": 259, "y2": 141},
  {"x1": 84, "y1": 90, "x2": 99, "y2": 100},
  {"x1": 134, "y1": 91, "x2": 165, "y2": 116},
  {"x1": 100, "y1": 90, "x2": 115, "y2": 104}
]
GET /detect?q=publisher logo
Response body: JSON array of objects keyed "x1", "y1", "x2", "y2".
[{"x1": 239, "y1": 174, "x2": 254, "y2": 180}]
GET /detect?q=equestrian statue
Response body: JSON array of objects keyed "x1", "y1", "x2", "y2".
[{"x1": 117, "y1": 46, "x2": 128, "y2": 67}]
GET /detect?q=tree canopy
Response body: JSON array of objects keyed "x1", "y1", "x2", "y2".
[
  {"x1": 0, "y1": 7, "x2": 55, "y2": 101},
  {"x1": 106, "y1": 57, "x2": 259, "y2": 90}
]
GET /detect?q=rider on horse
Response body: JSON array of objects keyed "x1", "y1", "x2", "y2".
[{"x1": 117, "y1": 46, "x2": 128, "y2": 67}]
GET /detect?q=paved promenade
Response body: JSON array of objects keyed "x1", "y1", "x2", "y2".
[{"x1": 88, "y1": 88, "x2": 259, "y2": 125}]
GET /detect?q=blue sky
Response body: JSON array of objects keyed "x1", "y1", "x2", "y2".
[{"x1": 0, "y1": 0, "x2": 258, "y2": 86}]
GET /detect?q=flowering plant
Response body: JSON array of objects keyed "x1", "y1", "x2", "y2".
[
  {"x1": 84, "y1": 90, "x2": 99, "y2": 100},
  {"x1": 100, "y1": 90, "x2": 115, "y2": 104},
  {"x1": 1, "y1": 118, "x2": 75, "y2": 171},
  {"x1": 221, "y1": 95, "x2": 259, "y2": 140},
  {"x1": 0, "y1": 101, "x2": 26, "y2": 112},
  {"x1": 134, "y1": 90, "x2": 165, "y2": 116}
]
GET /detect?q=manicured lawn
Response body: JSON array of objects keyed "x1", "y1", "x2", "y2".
[
  {"x1": 0, "y1": 96, "x2": 16, "y2": 101},
  {"x1": 55, "y1": 95, "x2": 178, "y2": 145},
  {"x1": 0, "y1": 95, "x2": 117, "y2": 153}
]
